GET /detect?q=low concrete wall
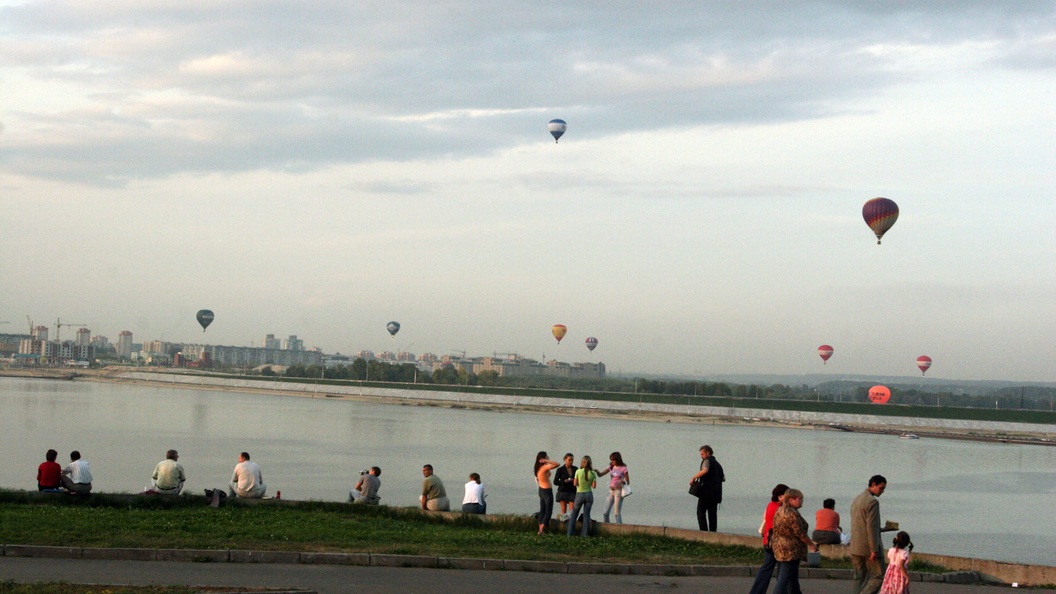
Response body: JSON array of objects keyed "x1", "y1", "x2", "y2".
[{"x1": 118, "y1": 372, "x2": 1055, "y2": 436}]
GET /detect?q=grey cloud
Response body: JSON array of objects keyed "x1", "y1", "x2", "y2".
[{"x1": 2, "y1": 1, "x2": 1053, "y2": 184}]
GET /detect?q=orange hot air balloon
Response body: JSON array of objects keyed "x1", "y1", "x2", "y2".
[
  {"x1": 868, "y1": 385, "x2": 891, "y2": 404},
  {"x1": 817, "y1": 344, "x2": 834, "y2": 364},
  {"x1": 552, "y1": 324, "x2": 567, "y2": 344},
  {"x1": 916, "y1": 355, "x2": 932, "y2": 375}
]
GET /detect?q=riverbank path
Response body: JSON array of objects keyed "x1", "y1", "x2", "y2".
[{"x1": 2, "y1": 557, "x2": 1052, "y2": 594}]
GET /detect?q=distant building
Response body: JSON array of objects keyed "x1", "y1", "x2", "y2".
[
  {"x1": 75, "y1": 327, "x2": 92, "y2": 347},
  {"x1": 323, "y1": 353, "x2": 353, "y2": 368},
  {"x1": 262, "y1": 334, "x2": 281, "y2": 350},
  {"x1": 377, "y1": 351, "x2": 396, "y2": 361},
  {"x1": 442, "y1": 355, "x2": 606, "y2": 379},
  {"x1": 355, "y1": 350, "x2": 375, "y2": 361},
  {"x1": 397, "y1": 351, "x2": 416, "y2": 362},
  {"x1": 141, "y1": 340, "x2": 175, "y2": 355},
  {"x1": 180, "y1": 344, "x2": 322, "y2": 368},
  {"x1": 418, "y1": 353, "x2": 438, "y2": 363},
  {"x1": 117, "y1": 331, "x2": 134, "y2": 360},
  {"x1": 32, "y1": 325, "x2": 49, "y2": 341},
  {"x1": 91, "y1": 335, "x2": 110, "y2": 351},
  {"x1": 281, "y1": 335, "x2": 304, "y2": 351}
]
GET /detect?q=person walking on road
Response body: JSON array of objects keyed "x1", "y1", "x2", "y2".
[
  {"x1": 690, "y1": 445, "x2": 724, "y2": 531},
  {"x1": 748, "y1": 483, "x2": 790, "y2": 594},
  {"x1": 850, "y1": 474, "x2": 888, "y2": 594},
  {"x1": 771, "y1": 488, "x2": 819, "y2": 594}
]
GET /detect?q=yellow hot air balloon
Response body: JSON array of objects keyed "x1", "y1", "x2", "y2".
[{"x1": 552, "y1": 324, "x2": 567, "y2": 344}]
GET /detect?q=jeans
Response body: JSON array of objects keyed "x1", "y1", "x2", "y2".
[
  {"x1": 696, "y1": 497, "x2": 718, "y2": 531},
  {"x1": 603, "y1": 487, "x2": 623, "y2": 523},
  {"x1": 567, "y1": 491, "x2": 594, "y2": 536},
  {"x1": 748, "y1": 547, "x2": 777, "y2": 594},
  {"x1": 538, "y1": 487, "x2": 554, "y2": 527},
  {"x1": 774, "y1": 559, "x2": 802, "y2": 594},
  {"x1": 462, "y1": 502, "x2": 485, "y2": 514}
]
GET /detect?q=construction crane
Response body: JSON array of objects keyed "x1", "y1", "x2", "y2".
[{"x1": 55, "y1": 318, "x2": 87, "y2": 343}]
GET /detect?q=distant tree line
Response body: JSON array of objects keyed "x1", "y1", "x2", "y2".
[{"x1": 241, "y1": 359, "x2": 1056, "y2": 412}]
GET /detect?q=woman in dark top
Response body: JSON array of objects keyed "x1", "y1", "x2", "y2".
[{"x1": 554, "y1": 453, "x2": 577, "y2": 520}]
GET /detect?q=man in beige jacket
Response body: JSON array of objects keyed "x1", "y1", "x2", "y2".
[{"x1": 849, "y1": 474, "x2": 887, "y2": 594}]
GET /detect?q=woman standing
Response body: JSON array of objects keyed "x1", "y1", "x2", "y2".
[
  {"x1": 748, "y1": 483, "x2": 790, "y2": 594},
  {"x1": 462, "y1": 472, "x2": 486, "y2": 514},
  {"x1": 553, "y1": 453, "x2": 577, "y2": 521},
  {"x1": 534, "y1": 451, "x2": 559, "y2": 535},
  {"x1": 597, "y1": 451, "x2": 629, "y2": 524},
  {"x1": 567, "y1": 455, "x2": 597, "y2": 536},
  {"x1": 770, "y1": 488, "x2": 819, "y2": 594}
]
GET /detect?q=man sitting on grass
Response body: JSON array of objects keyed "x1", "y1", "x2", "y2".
[{"x1": 228, "y1": 451, "x2": 266, "y2": 498}]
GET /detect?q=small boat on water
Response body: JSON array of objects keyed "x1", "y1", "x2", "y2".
[{"x1": 899, "y1": 433, "x2": 920, "y2": 440}]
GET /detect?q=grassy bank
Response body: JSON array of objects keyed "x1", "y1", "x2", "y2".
[{"x1": 0, "y1": 491, "x2": 761, "y2": 565}]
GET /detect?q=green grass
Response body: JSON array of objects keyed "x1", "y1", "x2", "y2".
[{"x1": 0, "y1": 491, "x2": 765, "y2": 565}]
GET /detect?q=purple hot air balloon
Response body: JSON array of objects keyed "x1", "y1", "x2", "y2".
[{"x1": 862, "y1": 197, "x2": 899, "y2": 245}]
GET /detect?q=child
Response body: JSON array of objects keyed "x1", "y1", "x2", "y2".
[{"x1": 879, "y1": 531, "x2": 914, "y2": 594}]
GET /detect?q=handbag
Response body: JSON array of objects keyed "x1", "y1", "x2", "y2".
[
  {"x1": 688, "y1": 478, "x2": 704, "y2": 498},
  {"x1": 621, "y1": 483, "x2": 633, "y2": 497}
]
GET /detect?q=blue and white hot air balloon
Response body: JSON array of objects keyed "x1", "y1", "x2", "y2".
[
  {"x1": 548, "y1": 119, "x2": 567, "y2": 143},
  {"x1": 386, "y1": 321, "x2": 400, "y2": 337}
]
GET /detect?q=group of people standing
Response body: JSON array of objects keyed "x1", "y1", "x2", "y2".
[
  {"x1": 748, "y1": 475, "x2": 914, "y2": 594},
  {"x1": 534, "y1": 451, "x2": 630, "y2": 536}
]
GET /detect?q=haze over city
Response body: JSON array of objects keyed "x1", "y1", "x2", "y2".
[{"x1": 2, "y1": 2, "x2": 1054, "y2": 382}]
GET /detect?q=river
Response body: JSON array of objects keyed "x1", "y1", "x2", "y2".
[{"x1": 0, "y1": 377, "x2": 1052, "y2": 566}]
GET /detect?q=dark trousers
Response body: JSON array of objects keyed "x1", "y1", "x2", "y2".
[
  {"x1": 748, "y1": 547, "x2": 777, "y2": 594},
  {"x1": 774, "y1": 559, "x2": 802, "y2": 594},
  {"x1": 537, "y1": 487, "x2": 554, "y2": 527},
  {"x1": 461, "y1": 502, "x2": 485, "y2": 514},
  {"x1": 696, "y1": 497, "x2": 718, "y2": 531}
]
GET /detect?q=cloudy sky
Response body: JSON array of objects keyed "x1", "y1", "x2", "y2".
[{"x1": 2, "y1": 2, "x2": 1054, "y2": 382}]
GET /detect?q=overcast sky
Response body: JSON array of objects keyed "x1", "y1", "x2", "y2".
[{"x1": 2, "y1": 2, "x2": 1054, "y2": 382}]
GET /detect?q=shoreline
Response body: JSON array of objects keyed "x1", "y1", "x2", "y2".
[{"x1": 6, "y1": 368, "x2": 1051, "y2": 446}]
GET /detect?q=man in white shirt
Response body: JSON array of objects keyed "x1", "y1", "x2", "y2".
[
  {"x1": 152, "y1": 449, "x2": 186, "y2": 495},
  {"x1": 228, "y1": 451, "x2": 266, "y2": 498},
  {"x1": 60, "y1": 450, "x2": 93, "y2": 494}
]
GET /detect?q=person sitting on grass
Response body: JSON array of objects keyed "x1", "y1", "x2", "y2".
[
  {"x1": 151, "y1": 449, "x2": 186, "y2": 495},
  {"x1": 37, "y1": 449, "x2": 62, "y2": 492},
  {"x1": 60, "y1": 450, "x2": 93, "y2": 494},
  {"x1": 351, "y1": 466, "x2": 381, "y2": 505},
  {"x1": 228, "y1": 451, "x2": 266, "y2": 498}
]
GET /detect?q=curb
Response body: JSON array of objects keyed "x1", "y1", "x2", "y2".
[{"x1": 0, "y1": 544, "x2": 980, "y2": 583}]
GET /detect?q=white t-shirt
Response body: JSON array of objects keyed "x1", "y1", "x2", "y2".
[{"x1": 463, "y1": 481, "x2": 485, "y2": 505}]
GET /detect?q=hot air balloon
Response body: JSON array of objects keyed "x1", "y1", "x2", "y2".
[
  {"x1": 386, "y1": 321, "x2": 401, "y2": 337},
  {"x1": 916, "y1": 355, "x2": 932, "y2": 375},
  {"x1": 862, "y1": 197, "x2": 899, "y2": 244},
  {"x1": 552, "y1": 324, "x2": 567, "y2": 344},
  {"x1": 196, "y1": 309, "x2": 214, "y2": 332},
  {"x1": 585, "y1": 336, "x2": 598, "y2": 352},
  {"x1": 868, "y1": 385, "x2": 891, "y2": 404},
  {"x1": 548, "y1": 119, "x2": 567, "y2": 143},
  {"x1": 817, "y1": 344, "x2": 834, "y2": 364}
]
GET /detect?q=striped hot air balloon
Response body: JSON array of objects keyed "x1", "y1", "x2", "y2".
[
  {"x1": 585, "y1": 337, "x2": 598, "y2": 352},
  {"x1": 916, "y1": 355, "x2": 932, "y2": 375},
  {"x1": 862, "y1": 197, "x2": 899, "y2": 245},
  {"x1": 817, "y1": 344, "x2": 834, "y2": 364},
  {"x1": 548, "y1": 119, "x2": 567, "y2": 143}
]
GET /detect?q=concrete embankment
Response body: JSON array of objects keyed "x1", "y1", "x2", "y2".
[{"x1": 114, "y1": 371, "x2": 1056, "y2": 439}]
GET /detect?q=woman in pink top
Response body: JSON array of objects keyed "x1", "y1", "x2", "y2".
[
  {"x1": 596, "y1": 451, "x2": 630, "y2": 524},
  {"x1": 534, "y1": 451, "x2": 559, "y2": 535}
]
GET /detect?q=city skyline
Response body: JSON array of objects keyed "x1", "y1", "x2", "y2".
[{"x1": 2, "y1": 3, "x2": 1054, "y2": 382}]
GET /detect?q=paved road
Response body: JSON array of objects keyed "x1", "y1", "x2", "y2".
[{"x1": 2, "y1": 557, "x2": 1052, "y2": 594}]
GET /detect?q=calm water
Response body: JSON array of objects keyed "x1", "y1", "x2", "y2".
[{"x1": 1, "y1": 377, "x2": 1053, "y2": 566}]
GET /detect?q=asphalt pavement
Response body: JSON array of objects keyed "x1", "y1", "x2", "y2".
[{"x1": 1, "y1": 557, "x2": 1051, "y2": 594}]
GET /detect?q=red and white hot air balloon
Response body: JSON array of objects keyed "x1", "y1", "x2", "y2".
[
  {"x1": 585, "y1": 337, "x2": 598, "y2": 352},
  {"x1": 916, "y1": 355, "x2": 932, "y2": 375},
  {"x1": 817, "y1": 344, "x2": 834, "y2": 364}
]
